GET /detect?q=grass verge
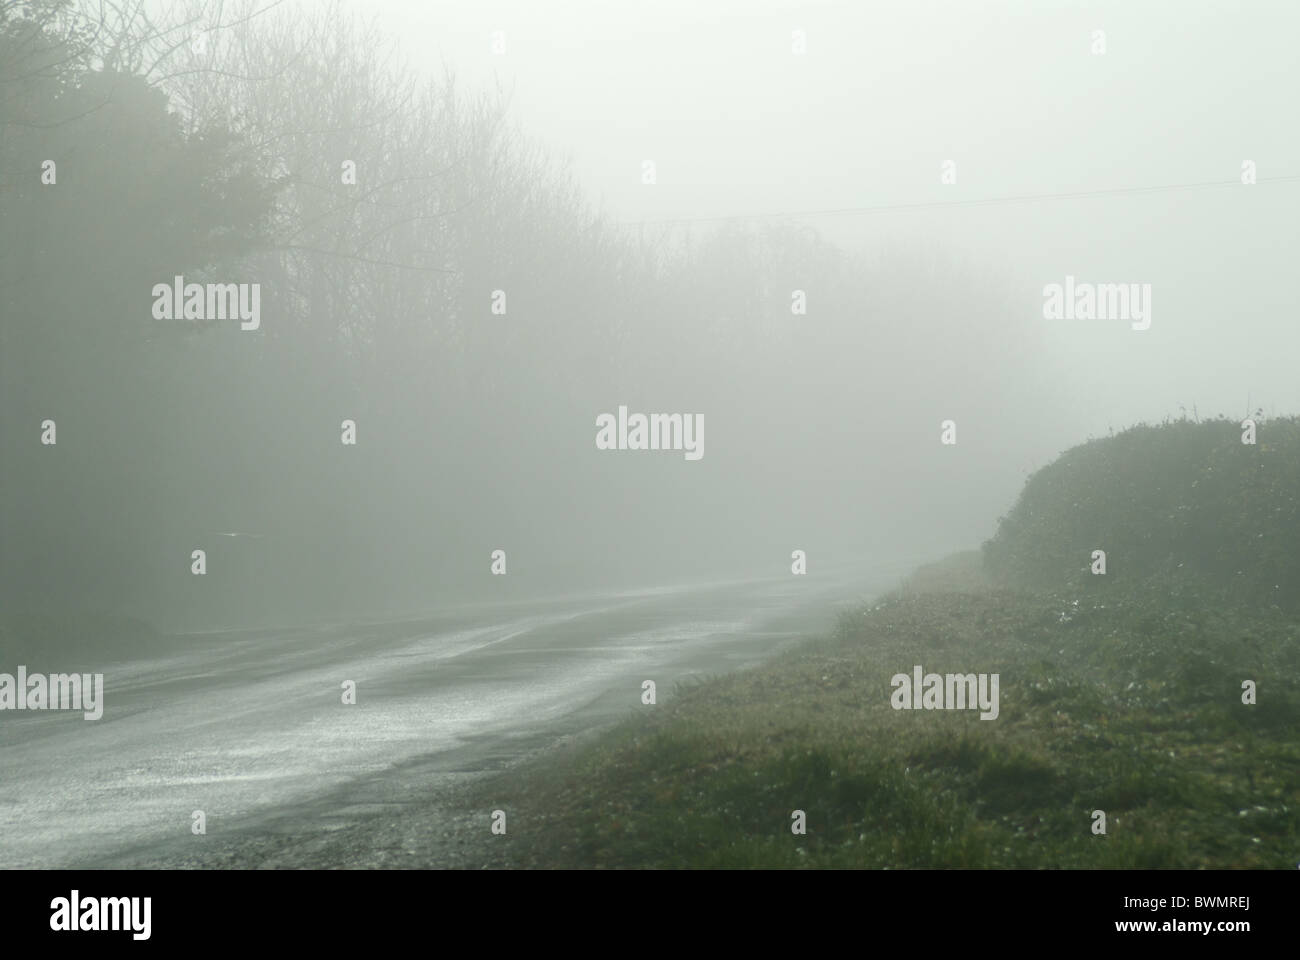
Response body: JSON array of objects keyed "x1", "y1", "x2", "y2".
[{"x1": 475, "y1": 558, "x2": 1300, "y2": 868}]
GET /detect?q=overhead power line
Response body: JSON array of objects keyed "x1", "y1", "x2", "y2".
[{"x1": 614, "y1": 174, "x2": 1300, "y2": 227}]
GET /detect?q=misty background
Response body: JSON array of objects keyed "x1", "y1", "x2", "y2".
[{"x1": 2, "y1": 0, "x2": 1297, "y2": 633}]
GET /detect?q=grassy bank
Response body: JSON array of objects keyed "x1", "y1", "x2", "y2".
[
  {"x1": 477, "y1": 419, "x2": 1300, "y2": 868},
  {"x1": 480, "y1": 568, "x2": 1297, "y2": 868}
]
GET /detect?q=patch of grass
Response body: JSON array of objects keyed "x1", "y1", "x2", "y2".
[{"x1": 477, "y1": 584, "x2": 1299, "y2": 869}]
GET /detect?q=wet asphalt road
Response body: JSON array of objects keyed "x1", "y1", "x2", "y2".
[{"x1": 0, "y1": 570, "x2": 884, "y2": 868}]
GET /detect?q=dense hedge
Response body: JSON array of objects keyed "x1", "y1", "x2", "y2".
[{"x1": 982, "y1": 416, "x2": 1300, "y2": 612}]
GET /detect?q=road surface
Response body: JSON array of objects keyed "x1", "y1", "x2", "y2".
[{"x1": 0, "y1": 570, "x2": 885, "y2": 868}]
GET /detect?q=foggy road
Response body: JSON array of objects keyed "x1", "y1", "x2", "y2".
[{"x1": 0, "y1": 571, "x2": 881, "y2": 868}]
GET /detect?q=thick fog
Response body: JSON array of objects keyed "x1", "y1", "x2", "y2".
[{"x1": 2, "y1": 0, "x2": 1296, "y2": 633}]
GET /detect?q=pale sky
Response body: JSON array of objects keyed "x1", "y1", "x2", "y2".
[{"x1": 359, "y1": 0, "x2": 1300, "y2": 433}]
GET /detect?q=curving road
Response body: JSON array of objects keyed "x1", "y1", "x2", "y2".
[{"x1": 0, "y1": 570, "x2": 884, "y2": 868}]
